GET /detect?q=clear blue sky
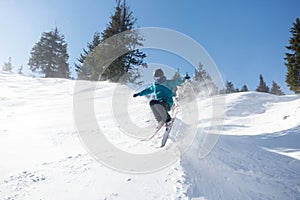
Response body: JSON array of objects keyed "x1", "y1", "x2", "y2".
[{"x1": 0, "y1": 0, "x2": 299, "y2": 94}]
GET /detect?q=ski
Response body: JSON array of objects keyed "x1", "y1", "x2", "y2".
[
  {"x1": 142, "y1": 121, "x2": 165, "y2": 141},
  {"x1": 160, "y1": 117, "x2": 175, "y2": 147}
]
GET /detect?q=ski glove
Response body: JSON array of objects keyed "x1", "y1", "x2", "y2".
[
  {"x1": 184, "y1": 73, "x2": 191, "y2": 80},
  {"x1": 133, "y1": 93, "x2": 139, "y2": 97}
]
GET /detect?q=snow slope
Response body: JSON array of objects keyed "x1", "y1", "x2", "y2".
[{"x1": 0, "y1": 71, "x2": 299, "y2": 200}]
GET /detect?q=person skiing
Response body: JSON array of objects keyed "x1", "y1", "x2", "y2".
[{"x1": 133, "y1": 68, "x2": 190, "y2": 127}]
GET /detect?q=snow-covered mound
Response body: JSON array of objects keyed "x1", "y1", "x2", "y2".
[{"x1": 0, "y1": 71, "x2": 299, "y2": 200}]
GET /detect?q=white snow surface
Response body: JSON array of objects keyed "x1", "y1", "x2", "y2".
[{"x1": 0, "y1": 71, "x2": 300, "y2": 200}]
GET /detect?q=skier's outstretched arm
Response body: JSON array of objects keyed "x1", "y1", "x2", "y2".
[
  {"x1": 133, "y1": 85, "x2": 154, "y2": 97},
  {"x1": 173, "y1": 77, "x2": 185, "y2": 86},
  {"x1": 170, "y1": 75, "x2": 190, "y2": 88}
]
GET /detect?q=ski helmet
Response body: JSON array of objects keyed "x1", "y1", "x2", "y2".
[{"x1": 153, "y1": 68, "x2": 164, "y2": 78}]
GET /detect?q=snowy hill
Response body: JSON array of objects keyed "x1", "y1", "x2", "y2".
[{"x1": 0, "y1": 72, "x2": 300, "y2": 200}]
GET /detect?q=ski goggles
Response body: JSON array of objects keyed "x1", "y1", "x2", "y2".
[{"x1": 154, "y1": 76, "x2": 161, "y2": 81}]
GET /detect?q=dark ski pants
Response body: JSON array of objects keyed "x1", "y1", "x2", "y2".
[{"x1": 149, "y1": 100, "x2": 171, "y2": 123}]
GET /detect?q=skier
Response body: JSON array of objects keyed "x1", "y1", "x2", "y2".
[{"x1": 133, "y1": 68, "x2": 190, "y2": 128}]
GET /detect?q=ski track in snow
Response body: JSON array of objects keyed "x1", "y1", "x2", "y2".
[
  {"x1": 0, "y1": 71, "x2": 300, "y2": 200},
  {"x1": 182, "y1": 125, "x2": 300, "y2": 199}
]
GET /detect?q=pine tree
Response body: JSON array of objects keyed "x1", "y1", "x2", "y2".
[
  {"x1": 270, "y1": 81, "x2": 285, "y2": 95},
  {"x1": 170, "y1": 68, "x2": 181, "y2": 97},
  {"x1": 2, "y1": 57, "x2": 13, "y2": 72},
  {"x1": 284, "y1": 18, "x2": 300, "y2": 94},
  {"x1": 256, "y1": 74, "x2": 269, "y2": 93},
  {"x1": 95, "y1": 0, "x2": 146, "y2": 83},
  {"x1": 192, "y1": 62, "x2": 218, "y2": 95},
  {"x1": 240, "y1": 84, "x2": 249, "y2": 92},
  {"x1": 172, "y1": 68, "x2": 181, "y2": 80},
  {"x1": 76, "y1": 32, "x2": 101, "y2": 80},
  {"x1": 219, "y1": 88, "x2": 226, "y2": 94},
  {"x1": 28, "y1": 27, "x2": 70, "y2": 78},
  {"x1": 225, "y1": 81, "x2": 235, "y2": 93},
  {"x1": 193, "y1": 63, "x2": 210, "y2": 82},
  {"x1": 18, "y1": 65, "x2": 23, "y2": 75}
]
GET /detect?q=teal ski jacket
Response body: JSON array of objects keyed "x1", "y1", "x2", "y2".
[{"x1": 136, "y1": 76, "x2": 185, "y2": 110}]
